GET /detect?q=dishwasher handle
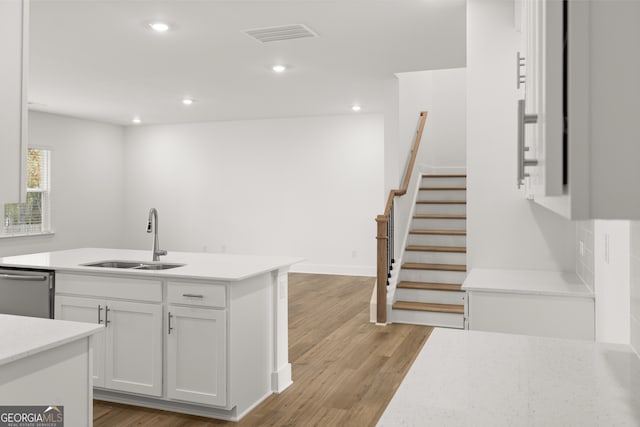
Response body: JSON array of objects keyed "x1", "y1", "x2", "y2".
[{"x1": 0, "y1": 273, "x2": 49, "y2": 281}]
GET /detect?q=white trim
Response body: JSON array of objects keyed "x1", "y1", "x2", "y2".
[
  {"x1": 270, "y1": 363, "x2": 292, "y2": 393},
  {"x1": 289, "y1": 263, "x2": 375, "y2": 277},
  {"x1": 0, "y1": 231, "x2": 55, "y2": 240}
]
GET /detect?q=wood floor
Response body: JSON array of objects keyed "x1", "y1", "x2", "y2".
[{"x1": 94, "y1": 273, "x2": 433, "y2": 426}]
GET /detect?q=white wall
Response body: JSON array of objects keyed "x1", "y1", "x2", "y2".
[
  {"x1": 0, "y1": 111, "x2": 125, "y2": 257},
  {"x1": 467, "y1": 0, "x2": 575, "y2": 271},
  {"x1": 0, "y1": 0, "x2": 26, "y2": 209},
  {"x1": 398, "y1": 68, "x2": 467, "y2": 172},
  {"x1": 630, "y1": 222, "x2": 640, "y2": 353},
  {"x1": 123, "y1": 114, "x2": 384, "y2": 276}
]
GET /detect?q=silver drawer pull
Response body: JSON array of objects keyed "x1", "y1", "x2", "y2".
[
  {"x1": 517, "y1": 99, "x2": 539, "y2": 188},
  {"x1": 182, "y1": 293, "x2": 204, "y2": 299},
  {"x1": 0, "y1": 273, "x2": 48, "y2": 281}
]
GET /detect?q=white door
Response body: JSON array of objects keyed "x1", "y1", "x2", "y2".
[
  {"x1": 522, "y1": 0, "x2": 564, "y2": 196},
  {"x1": 103, "y1": 300, "x2": 163, "y2": 396},
  {"x1": 167, "y1": 305, "x2": 227, "y2": 406},
  {"x1": 55, "y1": 295, "x2": 106, "y2": 387}
]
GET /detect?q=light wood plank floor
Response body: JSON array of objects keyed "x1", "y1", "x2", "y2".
[{"x1": 94, "y1": 273, "x2": 433, "y2": 426}]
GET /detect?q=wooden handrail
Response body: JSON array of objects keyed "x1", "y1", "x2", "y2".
[{"x1": 375, "y1": 111, "x2": 428, "y2": 324}]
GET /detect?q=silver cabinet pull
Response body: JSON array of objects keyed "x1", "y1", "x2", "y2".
[
  {"x1": 182, "y1": 293, "x2": 204, "y2": 299},
  {"x1": 105, "y1": 306, "x2": 111, "y2": 326},
  {"x1": 97, "y1": 305, "x2": 103, "y2": 324},
  {"x1": 168, "y1": 312, "x2": 174, "y2": 334},
  {"x1": 0, "y1": 273, "x2": 48, "y2": 281},
  {"x1": 517, "y1": 99, "x2": 539, "y2": 188}
]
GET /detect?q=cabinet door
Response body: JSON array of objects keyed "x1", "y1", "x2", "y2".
[
  {"x1": 103, "y1": 300, "x2": 162, "y2": 396},
  {"x1": 55, "y1": 296, "x2": 106, "y2": 387},
  {"x1": 522, "y1": 0, "x2": 564, "y2": 196},
  {"x1": 167, "y1": 306, "x2": 227, "y2": 406}
]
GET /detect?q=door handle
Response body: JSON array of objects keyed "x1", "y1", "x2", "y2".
[
  {"x1": 97, "y1": 305, "x2": 103, "y2": 324},
  {"x1": 168, "y1": 312, "x2": 174, "y2": 335},
  {"x1": 517, "y1": 99, "x2": 539, "y2": 188},
  {"x1": 0, "y1": 274, "x2": 48, "y2": 281},
  {"x1": 105, "y1": 306, "x2": 111, "y2": 326}
]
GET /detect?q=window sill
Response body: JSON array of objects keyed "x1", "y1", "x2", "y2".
[{"x1": 0, "y1": 231, "x2": 55, "y2": 240}]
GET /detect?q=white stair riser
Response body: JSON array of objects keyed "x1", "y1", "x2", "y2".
[
  {"x1": 414, "y1": 203, "x2": 467, "y2": 215},
  {"x1": 403, "y1": 250, "x2": 467, "y2": 265},
  {"x1": 408, "y1": 234, "x2": 467, "y2": 246},
  {"x1": 392, "y1": 309, "x2": 464, "y2": 329},
  {"x1": 421, "y1": 177, "x2": 467, "y2": 187},
  {"x1": 396, "y1": 288, "x2": 466, "y2": 305},
  {"x1": 418, "y1": 190, "x2": 467, "y2": 201},
  {"x1": 412, "y1": 218, "x2": 466, "y2": 230},
  {"x1": 400, "y1": 269, "x2": 467, "y2": 284}
]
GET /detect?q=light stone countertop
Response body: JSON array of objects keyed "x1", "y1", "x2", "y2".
[
  {"x1": 0, "y1": 248, "x2": 304, "y2": 281},
  {"x1": 377, "y1": 328, "x2": 640, "y2": 426},
  {"x1": 0, "y1": 314, "x2": 104, "y2": 367},
  {"x1": 462, "y1": 268, "x2": 593, "y2": 297}
]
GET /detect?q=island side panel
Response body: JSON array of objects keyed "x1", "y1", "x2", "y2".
[
  {"x1": 272, "y1": 268, "x2": 292, "y2": 392},
  {"x1": 228, "y1": 273, "x2": 274, "y2": 418},
  {"x1": 0, "y1": 337, "x2": 94, "y2": 426}
]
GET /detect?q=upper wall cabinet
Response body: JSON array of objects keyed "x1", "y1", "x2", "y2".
[
  {"x1": 517, "y1": 0, "x2": 640, "y2": 220},
  {"x1": 0, "y1": 0, "x2": 28, "y2": 208}
]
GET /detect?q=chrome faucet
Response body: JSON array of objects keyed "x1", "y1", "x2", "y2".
[{"x1": 146, "y1": 208, "x2": 167, "y2": 261}]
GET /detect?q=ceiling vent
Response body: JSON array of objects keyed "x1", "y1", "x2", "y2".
[{"x1": 242, "y1": 24, "x2": 318, "y2": 43}]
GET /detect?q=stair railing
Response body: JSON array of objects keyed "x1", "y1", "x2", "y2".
[{"x1": 375, "y1": 111, "x2": 428, "y2": 324}]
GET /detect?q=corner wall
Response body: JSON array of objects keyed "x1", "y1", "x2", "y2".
[
  {"x1": 466, "y1": 0, "x2": 574, "y2": 272},
  {"x1": 0, "y1": 111, "x2": 126, "y2": 257},
  {"x1": 631, "y1": 222, "x2": 640, "y2": 353}
]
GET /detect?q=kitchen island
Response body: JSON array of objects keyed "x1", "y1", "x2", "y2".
[
  {"x1": 0, "y1": 314, "x2": 104, "y2": 426},
  {"x1": 0, "y1": 248, "x2": 303, "y2": 421}
]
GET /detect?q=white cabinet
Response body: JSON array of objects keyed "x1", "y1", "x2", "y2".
[
  {"x1": 167, "y1": 305, "x2": 227, "y2": 406},
  {"x1": 55, "y1": 273, "x2": 163, "y2": 397},
  {"x1": 55, "y1": 296, "x2": 163, "y2": 396},
  {"x1": 518, "y1": 1, "x2": 640, "y2": 219}
]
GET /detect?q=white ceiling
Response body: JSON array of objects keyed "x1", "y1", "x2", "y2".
[{"x1": 29, "y1": 0, "x2": 466, "y2": 126}]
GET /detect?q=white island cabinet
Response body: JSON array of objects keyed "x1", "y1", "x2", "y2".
[{"x1": 0, "y1": 248, "x2": 302, "y2": 422}]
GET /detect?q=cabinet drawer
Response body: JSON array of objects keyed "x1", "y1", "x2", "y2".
[
  {"x1": 167, "y1": 282, "x2": 226, "y2": 308},
  {"x1": 56, "y1": 273, "x2": 162, "y2": 302}
]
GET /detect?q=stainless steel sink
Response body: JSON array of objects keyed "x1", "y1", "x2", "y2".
[{"x1": 82, "y1": 260, "x2": 185, "y2": 270}]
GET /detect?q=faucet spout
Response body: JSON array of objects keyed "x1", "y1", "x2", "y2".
[{"x1": 147, "y1": 208, "x2": 167, "y2": 261}]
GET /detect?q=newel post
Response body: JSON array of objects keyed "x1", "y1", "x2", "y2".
[{"x1": 375, "y1": 215, "x2": 388, "y2": 324}]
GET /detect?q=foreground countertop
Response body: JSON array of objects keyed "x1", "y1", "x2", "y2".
[
  {"x1": 378, "y1": 328, "x2": 640, "y2": 426},
  {"x1": 0, "y1": 314, "x2": 104, "y2": 367},
  {"x1": 462, "y1": 268, "x2": 594, "y2": 297},
  {"x1": 0, "y1": 248, "x2": 304, "y2": 281}
]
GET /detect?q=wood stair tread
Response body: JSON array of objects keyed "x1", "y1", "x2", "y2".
[
  {"x1": 413, "y1": 214, "x2": 466, "y2": 219},
  {"x1": 397, "y1": 281, "x2": 463, "y2": 291},
  {"x1": 416, "y1": 200, "x2": 467, "y2": 204},
  {"x1": 419, "y1": 186, "x2": 466, "y2": 191},
  {"x1": 410, "y1": 229, "x2": 466, "y2": 236},
  {"x1": 402, "y1": 262, "x2": 467, "y2": 272},
  {"x1": 405, "y1": 245, "x2": 466, "y2": 253},
  {"x1": 422, "y1": 174, "x2": 467, "y2": 178},
  {"x1": 392, "y1": 301, "x2": 464, "y2": 314}
]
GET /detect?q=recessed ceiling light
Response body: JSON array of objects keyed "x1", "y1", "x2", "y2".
[
  {"x1": 149, "y1": 22, "x2": 170, "y2": 32},
  {"x1": 132, "y1": 117, "x2": 141, "y2": 124},
  {"x1": 182, "y1": 98, "x2": 194, "y2": 106},
  {"x1": 352, "y1": 105, "x2": 362, "y2": 112},
  {"x1": 272, "y1": 65, "x2": 287, "y2": 73}
]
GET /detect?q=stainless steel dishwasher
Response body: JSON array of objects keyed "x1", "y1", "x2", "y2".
[{"x1": 0, "y1": 268, "x2": 54, "y2": 318}]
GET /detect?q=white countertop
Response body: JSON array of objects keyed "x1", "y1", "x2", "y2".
[
  {"x1": 462, "y1": 268, "x2": 593, "y2": 297},
  {"x1": 0, "y1": 314, "x2": 104, "y2": 367},
  {"x1": 378, "y1": 328, "x2": 640, "y2": 426},
  {"x1": 0, "y1": 248, "x2": 304, "y2": 281}
]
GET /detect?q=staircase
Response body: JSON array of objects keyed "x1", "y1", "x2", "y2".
[{"x1": 391, "y1": 173, "x2": 467, "y2": 328}]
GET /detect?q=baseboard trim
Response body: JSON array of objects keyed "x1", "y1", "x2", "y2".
[{"x1": 289, "y1": 263, "x2": 375, "y2": 277}]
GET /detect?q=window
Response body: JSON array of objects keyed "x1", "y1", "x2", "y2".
[{"x1": 2, "y1": 148, "x2": 51, "y2": 236}]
